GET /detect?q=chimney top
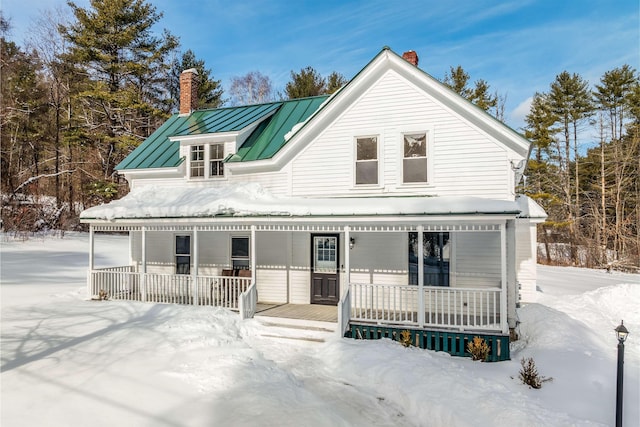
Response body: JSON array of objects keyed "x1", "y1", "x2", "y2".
[
  {"x1": 402, "y1": 50, "x2": 419, "y2": 67},
  {"x1": 179, "y1": 69, "x2": 199, "y2": 115}
]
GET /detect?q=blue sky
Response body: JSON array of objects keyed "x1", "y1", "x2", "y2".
[{"x1": 3, "y1": 0, "x2": 639, "y2": 133}]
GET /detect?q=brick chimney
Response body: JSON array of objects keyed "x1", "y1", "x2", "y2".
[
  {"x1": 179, "y1": 68, "x2": 199, "y2": 115},
  {"x1": 402, "y1": 50, "x2": 419, "y2": 67}
]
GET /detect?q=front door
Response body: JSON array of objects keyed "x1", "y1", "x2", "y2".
[{"x1": 311, "y1": 234, "x2": 339, "y2": 305}]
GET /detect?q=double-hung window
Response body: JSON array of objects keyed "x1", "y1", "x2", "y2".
[
  {"x1": 408, "y1": 232, "x2": 450, "y2": 286},
  {"x1": 355, "y1": 136, "x2": 378, "y2": 185},
  {"x1": 209, "y1": 143, "x2": 224, "y2": 177},
  {"x1": 403, "y1": 133, "x2": 428, "y2": 183},
  {"x1": 190, "y1": 145, "x2": 205, "y2": 178},
  {"x1": 175, "y1": 235, "x2": 191, "y2": 275}
]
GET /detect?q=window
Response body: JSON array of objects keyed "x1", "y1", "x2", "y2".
[
  {"x1": 408, "y1": 232, "x2": 450, "y2": 286},
  {"x1": 314, "y1": 236, "x2": 337, "y2": 273},
  {"x1": 175, "y1": 235, "x2": 191, "y2": 274},
  {"x1": 355, "y1": 136, "x2": 378, "y2": 185},
  {"x1": 403, "y1": 133, "x2": 428, "y2": 183},
  {"x1": 209, "y1": 143, "x2": 224, "y2": 177},
  {"x1": 231, "y1": 236, "x2": 250, "y2": 270},
  {"x1": 190, "y1": 145, "x2": 204, "y2": 178}
]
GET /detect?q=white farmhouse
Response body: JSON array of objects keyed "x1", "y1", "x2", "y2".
[{"x1": 81, "y1": 47, "x2": 546, "y2": 361}]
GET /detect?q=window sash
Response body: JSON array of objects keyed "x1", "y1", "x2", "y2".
[
  {"x1": 175, "y1": 235, "x2": 191, "y2": 275},
  {"x1": 355, "y1": 136, "x2": 378, "y2": 185},
  {"x1": 190, "y1": 145, "x2": 205, "y2": 178},
  {"x1": 408, "y1": 232, "x2": 450, "y2": 286},
  {"x1": 209, "y1": 144, "x2": 224, "y2": 177},
  {"x1": 403, "y1": 133, "x2": 428, "y2": 183}
]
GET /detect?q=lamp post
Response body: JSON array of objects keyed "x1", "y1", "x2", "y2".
[{"x1": 615, "y1": 320, "x2": 629, "y2": 427}]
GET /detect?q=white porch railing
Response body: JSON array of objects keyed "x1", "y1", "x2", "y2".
[
  {"x1": 239, "y1": 282, "x2": 258, "y2": 320},
  {"x1": 338, "y1": 287, "x2": 351, "y2": 336},
  {"x1": 348, "y1": 283, "x2": 502, "y2": 332},
  {"x1": 90, "y1": 267, "x2": 251, "y2": 310}
]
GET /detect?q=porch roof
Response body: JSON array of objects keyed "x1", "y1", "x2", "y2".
[{"x1": 80, "y1": 183, "x2": 522, "y2": 223}]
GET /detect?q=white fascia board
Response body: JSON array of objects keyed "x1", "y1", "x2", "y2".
[
  {"x1": 119, "y1": 166, "x2": 182, "y2": 176},
  {"x1": 171, "y1": 131, "x2": 240, "y2": 144}
]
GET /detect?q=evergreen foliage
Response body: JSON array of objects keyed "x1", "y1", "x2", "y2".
[
  {"x1": 285, "y1": 66, "x2": 348, "y2": 99},
  {"x1": 168, "y1": 49, "x2": 224, "y2": 111}
]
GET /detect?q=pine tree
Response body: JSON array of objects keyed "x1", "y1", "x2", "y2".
[
  {"x1": 60, "y1": 0, "x2": 178, "y2": 182},
  {"x1": 285, "y1": 66, "x2": 326, "y2": 99},
  {"x1": 168, "y1": 49, "x2": 224, "y2": 111}
]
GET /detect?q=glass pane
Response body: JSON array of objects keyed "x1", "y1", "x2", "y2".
[
  {"x1": 191, "y1": 145, "x2": 204, "y2": 161},
  {"x1": 210, "y1": 160, "x2": 224, "y2": 176},
  {"x1": 404, "y1": 133, "x2": 426, "y2": 157},
  {"x1": 232, "y1": 237, "x2": 249, "y2": 258},
  {"x1": 176, "y1": 235, "x2": 190, "y2": 255},
  {"x1": 407, "y1": 232, "x2": 450, "y2": 286},
  {"x1": 356, "y1": 137, "x2": 377, "y2": 160},
  {"x1": 356, "y1": 161, "x2": 378, "y2": 185},
  {"x1": 191, "y1": 162, "x2": 204, "y2": 177},
  {"x1": 210, "y1": 144, "x2": 224, "y2": 160},
  {"x1": 176, "y1": 256, "x2": 190, "y2": 274},
  {"x1": 314, "y1": 237, "x2": 337, "y2": 272},
  {"x1": 233, "y1": 259, "x2": 250, "y2": 270},
  {"x1": 403, "y1": 158, "x2": 428, "y2": 183}
]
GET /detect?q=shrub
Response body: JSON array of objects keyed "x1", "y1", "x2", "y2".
[
  {"x1": 519, "y1": 357, "x2": 552, "y2": 389},
  {"x1": 399, "y1": 330, "x2": 413, "y2": 347},
  {"x1": 467, "y1": 336, "x2": 490, "y2": 361}
]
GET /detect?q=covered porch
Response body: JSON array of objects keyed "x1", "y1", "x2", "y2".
[{"x1": 87, "y1": 217, "x2": 516, "y2": 338}]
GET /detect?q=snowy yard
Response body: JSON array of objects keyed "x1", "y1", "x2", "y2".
[{"x1": 1, "y1": 233, "x2": 639, "y2": 427}]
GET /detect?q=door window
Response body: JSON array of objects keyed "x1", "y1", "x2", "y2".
[{"x1": 314, "y1": 236, "x2": 337, "y2": 273}]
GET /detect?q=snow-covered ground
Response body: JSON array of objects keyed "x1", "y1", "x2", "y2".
[{"x1": 1, "y1": 233, "x2": 639, "y2": 427}]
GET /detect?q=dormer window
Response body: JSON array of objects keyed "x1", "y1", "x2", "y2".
[
  {"x1": 188, "y1": 143, "x2": 226, "y2": 179},
  {"x1": 190, "y1": 145, "x2": 205, "y2": 178},
  {"x1": 209, "y1": 143, "x2": 225, "y2": 177}
]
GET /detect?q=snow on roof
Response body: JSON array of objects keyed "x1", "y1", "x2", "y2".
[
  {"x1": 80, "y1": 184, "x2": 522, "y2": 222},
  {"x1": 515, "y1": 195, "x2": 548, "y2": 219}
]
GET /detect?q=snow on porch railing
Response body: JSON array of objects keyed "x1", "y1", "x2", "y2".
[
  {"x1": 239, "y1": 281, "x2": 257, "y2": 320},
  {"x1": 337, "y1": 287, "x2": 351, "y2": 337},
  {"x1": 90, "y1": 269, "x2": 250, "y2": 309},
  {"x1": 348, "y1": 283, "x2": 502, "y2": 332}
]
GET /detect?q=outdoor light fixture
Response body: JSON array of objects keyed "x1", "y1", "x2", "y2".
[
  {"x1": 614, "y1": 320, "x2": 629, "y2": 427},
  {"x1": 349, "y1": 237, "x2": 355, "y2": 250}
]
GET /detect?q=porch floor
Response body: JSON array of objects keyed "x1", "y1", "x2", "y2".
[{"x1": 255, "y1": 303, "x2": 338, "y2": 323}]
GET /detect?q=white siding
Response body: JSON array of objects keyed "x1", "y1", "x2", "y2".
[
  {"x1": 291, "y1": 71, "x2": 510, "y2": 199},
  {"x1": 516, "y1": 219, "x2": 538, "y2": 303},
  {"x1": 453, "y1": 232, "x2": 501, "y2": 288},
  {"x1": 349, "y1": 232, "x2": 407, "y2": 285}
]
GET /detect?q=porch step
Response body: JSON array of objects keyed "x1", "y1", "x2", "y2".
[{"x1": 254, "y1": 317, "x2": 337, "y2": 344}]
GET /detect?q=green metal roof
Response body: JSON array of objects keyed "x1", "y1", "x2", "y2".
[
  {"x1": 230, "y1": 96, "x2": 328, "y2": 162},
  {"x1": 116, "y1": 97, "x2": 328, "y2": 171},
  {"x1": 115, "y1": 114, "x2": 187, "y2": 170}
]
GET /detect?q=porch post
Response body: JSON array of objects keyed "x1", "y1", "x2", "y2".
[
  {"x1": 88, "y1": 225, "x2": 95, "y2": 298},
  {"x1": 344, "y1": 225, "x2": 350, "y2": 294},
  {"x1": 192, "y1": 226, "x2": 199, "y2": 306},
  {"x1": 417, "y1": 225, "x2": 425, "y2": 326},
  {"x1": 499, "y1": 223, "x2": 508, "y2": 334},
  {"x1": 141, "y1": 226, "x2": 147, "y2": 302},
  {"x1": 250, "y1": 225, "x2": 256, "y2": 281}
]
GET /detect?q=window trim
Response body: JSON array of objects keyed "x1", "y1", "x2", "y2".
[{"x1": 353, "y1": 134, "x2": 382, "y2": 188}]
